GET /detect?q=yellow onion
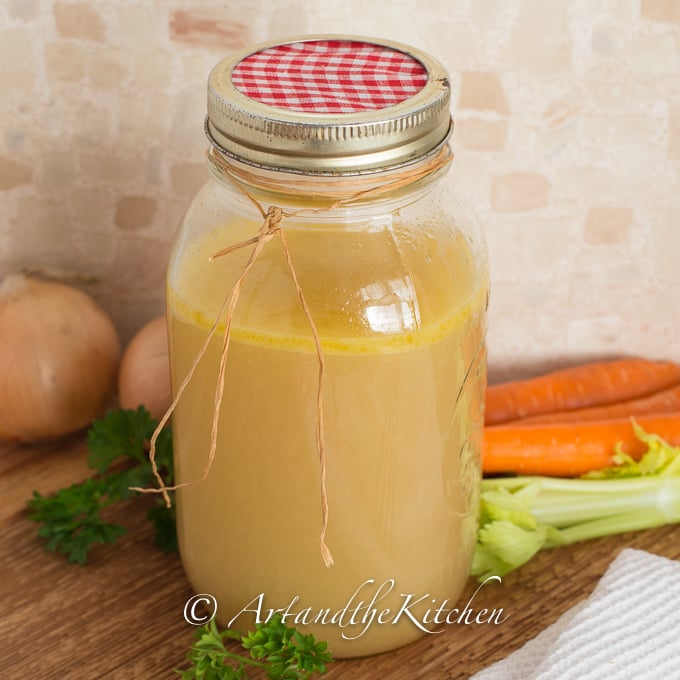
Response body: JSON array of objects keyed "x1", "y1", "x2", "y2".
[
  {"x1": 118, "y1": 315, "x2": 170, "y2": 420},
  {"x1": 0, "y1": 274, "x2": 120, "y2": 442}
]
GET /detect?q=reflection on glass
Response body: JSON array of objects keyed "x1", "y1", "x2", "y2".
[{"x1": 359, "y1": 277, "x2": 420, "y2": 334}]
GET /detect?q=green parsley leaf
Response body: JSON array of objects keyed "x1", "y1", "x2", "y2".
[
  {"x1": 28, "y1": 407, "x2": 177, "y2": 563},
  {"x1": 178, "y1": 615, "x2": 332, "y2": 680},
  {"x1": 87, "y1": 406, "x2": 159, "y2": 472},
  {"x1": 148, "y1": 501, "x2": 178, "y2": 553},
  {"x1": 28, "y1": 477, "x2": 127, "y2": 564}
]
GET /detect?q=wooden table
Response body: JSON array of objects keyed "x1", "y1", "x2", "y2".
[{"x1": 2, "y1": 436, "x2": 679, "y2": 679}]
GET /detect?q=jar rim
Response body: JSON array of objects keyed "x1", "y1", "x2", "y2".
[{"x1": 206, "y1": 34, "x2": 452, "y2": 175}]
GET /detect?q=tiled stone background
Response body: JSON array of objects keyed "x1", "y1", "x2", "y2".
[{"x1": 1, "y1": 0, "x2": 679, "y2": 379}]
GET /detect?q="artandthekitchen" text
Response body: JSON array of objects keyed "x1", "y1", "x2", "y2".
[{"x1": 226, "y1": 577, "x2": 507, "y2": 639}]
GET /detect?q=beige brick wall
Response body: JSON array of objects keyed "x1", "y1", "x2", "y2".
[{"x1": 1, "y1": 1, "x2": 679, "y2": 379}]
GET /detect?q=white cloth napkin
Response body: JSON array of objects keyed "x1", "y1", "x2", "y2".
[{"x1": 471, "y1": 548, "x2": 680, "y2": 680}]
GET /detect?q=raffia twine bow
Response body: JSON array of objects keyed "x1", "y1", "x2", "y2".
[{"x1": 131, "y1": 144, "x2": 454, "y2": 568}]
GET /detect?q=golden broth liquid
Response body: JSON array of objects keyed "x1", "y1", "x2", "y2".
[{"x1": 168, "y1": 214, "x2": 486, "y2": 657}]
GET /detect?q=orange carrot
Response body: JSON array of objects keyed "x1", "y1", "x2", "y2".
[
  {"x1": 485, "y1": 358, "x2": 680, "y2": 426},
  {"x1": 514, "y1": 384, "x2": 680, "y2": 425},
  {"x1": 482, "y1": 412, "x2": 680, "y2": 477}
]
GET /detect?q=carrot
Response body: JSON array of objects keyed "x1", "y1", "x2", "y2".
[
  {"x1": 514, "y1": 383, "x2": 680, "y2": 425},
  {"x1": 482, "y1": 412, "x2": 680, "y2": 477},
  {"x1": 485, "y1": 358, "x2": 680, "y2": 426}
]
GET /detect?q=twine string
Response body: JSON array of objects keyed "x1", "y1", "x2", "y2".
[
  {"x1": 131, "y1": 206, "x2": 286, "y2": 495},
  {"x1": 131, "y1": 145, "x2": 453, "y2": 568},
  {"x1": 278, "y1": 227, "x2": 332, "y2": 566}
]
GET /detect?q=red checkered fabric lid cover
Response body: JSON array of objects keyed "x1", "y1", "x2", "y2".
[{"x1": 231, "y1": 39, "x2": 429, "y2": 114}]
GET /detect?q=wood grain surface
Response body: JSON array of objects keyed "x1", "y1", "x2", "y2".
[{"x1": 2, "y1": 437, "x2": 679, "y2": 679}]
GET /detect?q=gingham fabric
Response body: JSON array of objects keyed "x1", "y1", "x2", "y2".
[{"x1": 231, "y1": 39, "x2": 428, "y2": 114}]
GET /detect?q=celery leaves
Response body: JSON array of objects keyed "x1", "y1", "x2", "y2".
[{"x1": 584, "y1": 421, "x2": 680, "y2": 479}]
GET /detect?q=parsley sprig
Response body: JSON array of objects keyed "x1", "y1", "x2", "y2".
[
  {"x1": 27, "y1": 407, "x2": 177, "y2": 563},
  {"x1": 179, "y1": 614, "x2": 333, "y2": 679}
]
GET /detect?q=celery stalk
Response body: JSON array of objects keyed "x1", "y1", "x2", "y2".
[{"x1": 472, "y1": 423, "x2": 680, "y2": 581}]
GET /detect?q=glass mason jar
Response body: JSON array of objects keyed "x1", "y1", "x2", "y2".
[{"x1": 167, "y1": 36, "x2": 488, "y2": 658}]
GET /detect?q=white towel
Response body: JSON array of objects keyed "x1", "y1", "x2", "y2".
[{"x1": 471, "y1": 548, "x2": 680, "y2": 680}]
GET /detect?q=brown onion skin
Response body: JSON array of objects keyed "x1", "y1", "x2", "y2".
[
  {"x1": 0, "y1": 275, "x2": 120, "y2": 442},
  {"x1": 118, "y1": 315, "x2": 171, "y2": 420}
]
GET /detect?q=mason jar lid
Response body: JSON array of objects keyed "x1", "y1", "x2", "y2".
[{"x1": 206, "y1": 35, "x2": 452, "y2": 175}]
